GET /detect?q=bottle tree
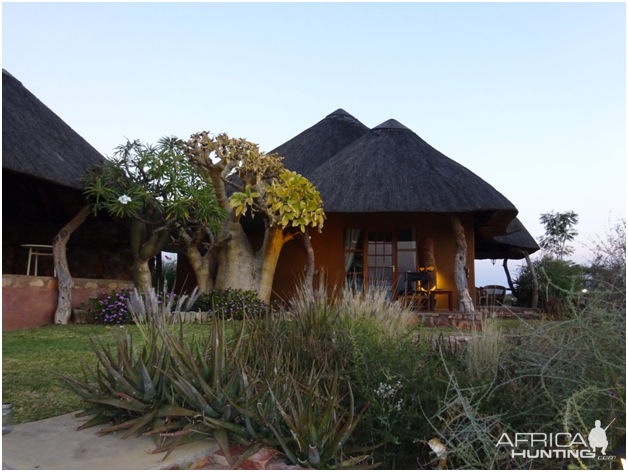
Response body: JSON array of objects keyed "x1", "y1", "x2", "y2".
[{"x1": 184, "y1": 131, "x2": 325, "y2": 302}]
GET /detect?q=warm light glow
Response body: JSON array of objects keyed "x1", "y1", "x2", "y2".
[
  {"x1": 621, "y1": 458, "x2": 627, "y2": 470},
  {"x1": 581, "y1": 289, "x2": 588, "y2": 293}
]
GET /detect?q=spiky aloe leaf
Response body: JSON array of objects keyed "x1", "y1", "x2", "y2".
[
  {"x1": 139, "y1": 361, "x2": 156, "y2": 402},
  {"x1": 121, "y1": 409, "x2": 157, "y2": 439},
  {"x1": 85, "y1": 396, "x2": 148, "y2": 413},
  {"x1": 256, "y1": 402, "x2": 300, "y2": 466},
  {"x1": 58, "y1": 374, "x2": 98, "y2": 399},
  {"x1": 211, "y1": 428, "x2": 233, "y2": 468},
  {"x1": 77, "y1": 410, "x2": 120, "y2": 430},
  {"x1": 144, "y1": 419, "x2": 190, "y2": 436},
  {"x1": 155, "y1": 405, "x2": 199, "y2": 418},
  {"x1": 168, "y1": 372, "x2": 219, "y2": 417},
  {"x1": 97, "y1": 418, "x2": 139, "y2": 435}
]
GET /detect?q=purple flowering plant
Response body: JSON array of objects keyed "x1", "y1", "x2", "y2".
[
  {"x1": 91, "y1": 288, "x2": 133, "y2": 325},
  {"x1": 91, "y1": 288, "x2": 182, "y2": 325}
]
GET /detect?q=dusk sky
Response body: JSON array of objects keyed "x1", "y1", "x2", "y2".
[{"x1": 3, "y1": 2, "x2": 625, "y2": 286}]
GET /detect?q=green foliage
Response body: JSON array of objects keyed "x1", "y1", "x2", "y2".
[
  {"x1": 84, "y1": 137, "x2": 224, "y2": 230},
  {"x1": 185, "y1": 132, "x2": 325, "y2": 238},
  {"x1": 429, "y1": 288, "x2": 626, "y2": 470},
  {"x1": 514, "y1": 255, "x2": 586, "y2": 317},
  {"x1": 191, "y1": 288, "x2": 270, "y2": 320},
  {"x1": 83, "y1": 137, "x2": 226, "y2": 290},
  {"x1": 539, "y1": 210, "x2": 579, "y2": 260},
  {"x1": 264, "y1": 170, "x2": 326, "y2": 233},
  {"x1": 585, "y1": 217, "x2": 626, "y2": 308}
]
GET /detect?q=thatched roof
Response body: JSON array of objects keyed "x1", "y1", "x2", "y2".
[
  {"x1": 308, "y1": 118, "x2": 518, "y2": 237},
  {"x1": 2, "y1": 69, "x2": 104, "y2": 190},
  {"x1": 271, "y1": 109, "x2": 369, "y2": 175},
  {"x1": 476, "y1": 218, "x2": 540, "y2": 260}
]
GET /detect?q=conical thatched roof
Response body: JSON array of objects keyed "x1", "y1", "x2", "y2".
[
  {"x1": 476, "y1": 218, "x2": 540, "y2": 260},
  {"x1": 271, "y1": 109, "x2": 369, "y2": 175},
  {"x1": 2, "y1": 69, "x2": 104, "y2": 190},
  {"x1": 308, "y1": 118, "x2": 518, "y2": 237}
]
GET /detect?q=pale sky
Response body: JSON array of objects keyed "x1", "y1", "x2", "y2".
[{"x1": 3, "y1": 2, "x2": 625, "y2": 286}]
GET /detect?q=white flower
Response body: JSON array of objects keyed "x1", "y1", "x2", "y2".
[{"x1": 118, "y1": 195, "x2": 132, "y2": 205}]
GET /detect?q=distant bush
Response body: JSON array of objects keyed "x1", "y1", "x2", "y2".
[{"x1": 514, "y1": 255, "x2": 585, "y2": 317}]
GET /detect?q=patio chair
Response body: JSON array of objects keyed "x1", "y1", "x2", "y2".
[
  {"x1": 483, "y1": 285, "x2": 507, "y2": 306},
  {"x1": 475, "y1": 287, "x2": 487, "y2": 306}
]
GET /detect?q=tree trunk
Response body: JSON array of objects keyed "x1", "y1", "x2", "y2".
[
  {"x1": 503, "y1": 258, "x2": 517, "y2": 297},
  {"x1": 522, "y1": 250, "x2": 539, "y2": 309},
  {"x1": 449, "y1": 214, "x2": 475, "y2": 313},
  {"x1": 132, "y1": 258, "x2": 154, "y2": 293},
  {"x1": 186, "y1": 247, "x2": 214, "y2": 294},
  {"x1": 257, "y1": 226, "x2": 292, "y2": 303},
  {"x1": 303, "y1": 227, "x2": 315, "y2": 291},
  {"x1": 215, "y1": 221, "x2": 258, "y2": 292},
  {"x1": 53, "y1": 206, "x2": 91, "y2": 324},
  {"x1": 130, "y1": 219, "x2": 171, "y2": 293}
]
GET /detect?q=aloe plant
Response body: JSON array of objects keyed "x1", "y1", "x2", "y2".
[{"x1": 256, "y1": 364, "x2": 371, "y2": 469}]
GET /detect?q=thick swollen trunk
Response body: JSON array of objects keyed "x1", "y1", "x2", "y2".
[
  {"x1": 215, "y1": 223, "x2": 290, "y2": 303},
  {"x1": 53, "y1": 206, "x2": 91, "y2": 324},
  {"x1": 215, "y1": 222, "x2": 258, "y2": 293},
  {"x1": 257, "y1": 226, "x2": 290, "y2": 303},
  {"x1": 449, "y1": 214, "x2": 475, "y2": 313}
]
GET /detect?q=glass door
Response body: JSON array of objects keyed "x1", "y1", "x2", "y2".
[{"x1": 367, "y1": 231, "x2": 394, "y2": 298}]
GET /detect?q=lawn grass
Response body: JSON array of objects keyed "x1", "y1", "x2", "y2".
[
  {"x1": 2, "y1": 323, "x2": 218, "y2": 424},
  {"x1": 1, "y1": 318, "x2": 534, "y2": 425}
]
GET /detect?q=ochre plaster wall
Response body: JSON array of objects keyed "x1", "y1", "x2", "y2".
[
  {"x1": 272, "y1": 212, "x2": 476, "y2": 309},
  {"x1": 2, "y1": 275, "x2": 134, "y2": 331}
]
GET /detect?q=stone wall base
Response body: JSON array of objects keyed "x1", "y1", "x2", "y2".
[{"x1": 2, "y1": 275, "x2": 134, "y2": 331}]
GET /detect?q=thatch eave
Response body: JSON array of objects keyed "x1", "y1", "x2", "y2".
[
  {"x1": 2, "y1": 69, "x2": 104, "y2": 190},
  {"x1": 309, "y1": 124, "x2": 518, "y2": 236}
]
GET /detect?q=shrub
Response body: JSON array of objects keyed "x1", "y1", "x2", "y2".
[
  {"x1": 192, "y1": 288, "x2": 269, "y2": 319},
  {"x1": 428, "y1": 286, "x2": 626, "y2": 470},
  {"x1": 92, "y1": 289, "x2": 133, "y2": 325},
  {"x1": 91, "y1": 288, "x2": 183, "y2": 325},
  {"x1": 514, "y1": 255, "x2": 585, "y2": 317}
]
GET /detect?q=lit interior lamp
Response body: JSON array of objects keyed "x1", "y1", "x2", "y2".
[{"x1": 581, "y1": 289, "x2": 588, "y2": 293}]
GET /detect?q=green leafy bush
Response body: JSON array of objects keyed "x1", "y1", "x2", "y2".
[
  {"x1": 428, "y1": 288, "x2": 626, "y2": 470},
  {"x1": 191, "y1": 288, "x2": 269, "y2": 319},
  {"x1": 514, "y1": 255, "x2": 585, "y2": 317}
]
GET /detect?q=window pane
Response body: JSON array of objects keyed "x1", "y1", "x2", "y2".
[
  {"x1": 397, "y1": 251, "x2": 416, "y2": 272},
  {"x1": 398, "y1": 241, "x2": 416, "y2": 250}
]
